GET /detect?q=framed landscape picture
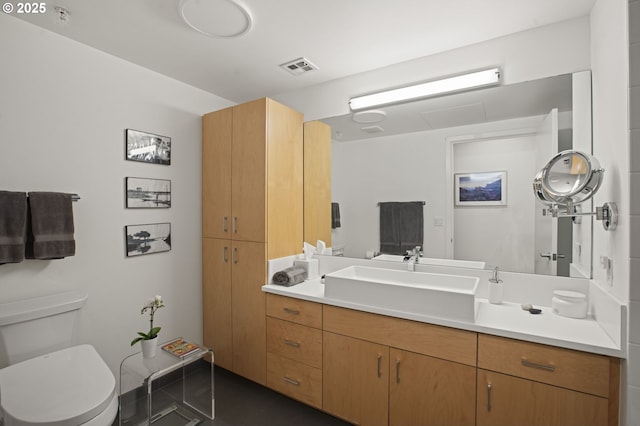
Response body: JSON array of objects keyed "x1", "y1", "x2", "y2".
[
  {"x1": 126, "y1": 177, "x2": 171, "y2": 208},
  {"x1": 455, "y1": 171, "x2": 507, "y2": 206},
  {"x1": 126, "y1": 129, "x2": 171, "y2": 165},
  {"x1": 125, "y1": 223, "x2": 171, "y2": 257}
]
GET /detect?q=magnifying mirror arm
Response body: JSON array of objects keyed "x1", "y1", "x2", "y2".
[{"x1": 542, "y1": 201, "x2": 618, "y2": 231}]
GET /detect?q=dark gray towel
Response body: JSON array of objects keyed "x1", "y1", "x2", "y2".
[
  {"x1": 0, "y1": 191, "x2": 28, "y2": 264},
  {"x1": 272, "y1": 267, "x2": 307, "y2": 287},
  {"x1": 331, "y1": 202, "x2": 341, "y2": 229},
  {"x1": 379, "y1": 201, "x2": 424, "y2": 255},
  {"x1": 26, "y1": 192, "x2": 76, "y2": 259}
]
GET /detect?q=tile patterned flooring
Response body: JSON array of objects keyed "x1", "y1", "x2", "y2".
[{"x1": 115, "y1": 361, "x2": 350, "y2": 426}]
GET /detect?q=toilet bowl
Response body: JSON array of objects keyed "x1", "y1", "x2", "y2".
[
  {"x1": 0, "y1": 345, "x2": 118, "y2": 426},
  {"x1": 0, "y1": 292, "x2": 118, "y2": 426}
]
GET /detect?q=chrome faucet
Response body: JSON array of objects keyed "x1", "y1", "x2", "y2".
[{"x1": 403, "y1": 246, "x2": 422, "y2": 271}]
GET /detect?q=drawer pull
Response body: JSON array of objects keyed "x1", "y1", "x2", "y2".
[
  {"x1": 284, "y1": 339, "x2": 301, "y2": 348},
  {"x1": 283, "y1": 376, "x2": 300, "y2": 386},
  {"x1": 521, "y1": 358, "x2": 556, "y2": 372},
  {"x1": 487, "y1": 383, "x2": 492, "y2": 412},
  {"x1": 283, "y1": 307, "x2": 300, "y2": 315},
  {"x1": 377, "y1": 354, "x2": 382, "y2": 378}
]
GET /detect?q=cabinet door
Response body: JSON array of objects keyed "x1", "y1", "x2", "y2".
[
  {"x1": 231, "y1": 240, "x2": 267, "y2": 384},
  {"x1": 202, "y1": 238, "x2": 232, "y2": 370},
  {"x1": 231, "y1": 99, "x2": 266, "y2": 243},
  {"x1": 202, "y1": 108, "x2": 232, "y2": 239},
  {"x1": 389, "y1": 348, "x2": 475, "y2": 426},
  {"x1": 477, "y1": 369, "x2": 608, "y2": 426},
  {"x1": 323, "y1": 332, "x2": 389, "y2": 426}
]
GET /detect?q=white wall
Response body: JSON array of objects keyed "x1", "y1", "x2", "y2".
[
  {"x1": 0, "y1": 15, "x2": 233, "y2": 381},
  {"x1": 453, "y1": 136, "x2": 537, "y2": 273}
]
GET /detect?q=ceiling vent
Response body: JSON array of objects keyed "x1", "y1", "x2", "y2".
[
  {"x1": 280, "y1": 57, "x2": 318, "y2": 76},
  {"x1": 361, "y1": 125, "x2": 385, "y2": 134}
]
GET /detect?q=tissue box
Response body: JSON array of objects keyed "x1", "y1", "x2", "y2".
[{"x1": 293, "y1": 258, "x2": 319, "y2": 280}]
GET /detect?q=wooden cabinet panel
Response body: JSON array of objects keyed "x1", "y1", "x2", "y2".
[
  {"x1": 231, "y1": 99, "x2": 267, "y2": 243},
  {"x1": 389, "y1": 348, "x2": 475, "y2": 426},
  {"x1": 231, "y1": 240, "x2": 267, "y2": 385},
  {"x1": 266, "y1": 293, "x2": 322, "y2": 328},
  {"x1": 477, "y1": 369, "x2": 608, "y2": 426},
  {"x1": 267, "y1": 352, "x2": 322, "y2": 409},
  {"x1": 323, "y1": 305, "x2": 477, "y2": 366},
  {"x1": 202, "y1": 238, "x2": 232, "y2": 370},
  {"x1": 323, "y1": 331, "x2": 389, "y2": 426},
  {"x1": 267, "y1": 317, "x2": 322, "y2": 368},
  {"x1": 478, "y1": 334, "x2": 611, "y2": 397},
  {"x1": 202, "y1": 108, "x2": 232, "y2": 239},
  {"x1": 303, "y1": 120, "x2": 332, "y2": 246}
]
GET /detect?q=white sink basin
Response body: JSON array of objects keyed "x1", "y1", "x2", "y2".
[
  {"x1": 324, "y1": 266, "x2": 479, "y2": 322},
  {"x1": 371, "y1": 254, "x2": 486, "y2": 270}
]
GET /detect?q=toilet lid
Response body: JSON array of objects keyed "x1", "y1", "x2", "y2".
[{"x1": 0, "y1": 344, "x2": 116, "y2": 426}]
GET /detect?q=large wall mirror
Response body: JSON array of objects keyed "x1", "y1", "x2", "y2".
[{"x1": 321, "y1": 71, "x2": 593, "y2": 278}]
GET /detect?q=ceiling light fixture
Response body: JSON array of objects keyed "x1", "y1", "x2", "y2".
[
  {"x1": 179, "y1": 0, "x2": 252, "y2": 38},
  {"x1": 349, "y1": 68, "x2": 501, "y2": 111}
]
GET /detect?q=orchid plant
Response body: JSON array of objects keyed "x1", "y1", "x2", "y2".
[{"x1": 130, "y1": 295, "x2": 165, "y2": 346}]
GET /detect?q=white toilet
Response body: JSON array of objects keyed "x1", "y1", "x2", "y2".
[{"x1": 0, "y1": 291, "x2": 118, "y2": 426}]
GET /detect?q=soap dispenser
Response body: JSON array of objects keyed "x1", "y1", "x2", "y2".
[{"x1": 488, "y1": 266, "x2": 503, "y2": 304}]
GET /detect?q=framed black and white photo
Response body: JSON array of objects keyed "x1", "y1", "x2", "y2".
[
  {"x1": 126, "y1": 177, "x2": 171, "y2": 208},
  {"x1": 125, "y1": 223, "x2": 171, "y2": 257},
  {"x1": 455, "y1": 171, "x2": 507, "y2": 206},
  {"x1": 126, "y1": 129, "x2": 171, "y2": 165}
]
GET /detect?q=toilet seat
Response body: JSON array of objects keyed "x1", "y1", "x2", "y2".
[{"x1": 0, "y1": 344, "x2": 116, "y2": 426}]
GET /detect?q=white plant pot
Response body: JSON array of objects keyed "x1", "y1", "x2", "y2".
[{"x1": 141, "y1": 337, "x2": 158, "y2": 358}]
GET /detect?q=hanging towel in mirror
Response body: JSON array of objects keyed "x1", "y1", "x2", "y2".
[
  {"x1": 331, "y1": 202, "x2": 341, "y2": 229},
  {"x1": 379, "y1": 201, "x2": 424, "y2": 255},
  {"x1": 26, "y1": 192, "x2": 76, "y2": 259},
  {"x1": 0, "y1": 191, "x2": 28, "y2": 264}
]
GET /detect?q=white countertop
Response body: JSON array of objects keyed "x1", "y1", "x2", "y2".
[{"x1": 262, "y1": 278, "x2": 624, "y2": 358}]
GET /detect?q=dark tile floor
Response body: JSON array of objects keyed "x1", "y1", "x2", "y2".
[{"x1": 115, "y1": 361, "x2": 350, "y2": 426}]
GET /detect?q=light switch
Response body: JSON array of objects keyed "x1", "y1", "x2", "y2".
[{"x1": 434, "y1": 217, "x2": 444, "y2": 227}]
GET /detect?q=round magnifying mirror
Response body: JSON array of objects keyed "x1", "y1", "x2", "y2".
[{"x1": 538, "y1": 150, "x2": 603, "y2": 205}]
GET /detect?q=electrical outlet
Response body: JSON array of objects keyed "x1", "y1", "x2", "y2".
[
  {"x1": 600, "y1": 256, "x2": 613, "y2": 286},
  {"x1": 434, "y1": 217, "x2": 444, "y2": 227}
]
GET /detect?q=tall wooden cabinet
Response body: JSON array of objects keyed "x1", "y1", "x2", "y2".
[{"x1": 202, "y1": 98, "x2": 303, "y2": 385}]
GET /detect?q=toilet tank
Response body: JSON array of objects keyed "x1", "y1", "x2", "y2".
[{"x1": 0, "y1": 291, "x2": 88, "y2": 368}]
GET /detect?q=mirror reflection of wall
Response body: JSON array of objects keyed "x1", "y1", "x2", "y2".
[{"x1": 325, "y1": 71, "x2": 592, "y2": 278}]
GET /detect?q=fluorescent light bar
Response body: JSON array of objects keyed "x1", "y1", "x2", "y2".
[{"x1": 349, "y1": 68, "x2": 501, "y2": 111}]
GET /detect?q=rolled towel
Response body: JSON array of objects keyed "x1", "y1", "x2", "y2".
[
  {"x1": 272, "y1": 267, "x2": 307, "y2": 287},
  {"x1": 0, "y1": 191, "x2": 28, "y2": 264}
]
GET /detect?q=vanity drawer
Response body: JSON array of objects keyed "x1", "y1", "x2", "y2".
[
  {"x1": 267, "y1": 352, "x2": 322, "y2": 409},
  {"x1": 478, "y1": 334, "x2": 611, "y2": 397},
  {"x1": 267, "y1": 317, "x2": 322, "y2": 368},
  {"x1": 266, "y1": 294, "x2": 322, "y2": 328}
]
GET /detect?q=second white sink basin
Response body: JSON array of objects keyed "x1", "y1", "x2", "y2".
[
  {"x1": 371, "y1": 254, "x2": 486, "y2": 270},
  {"x1": 324, "y1": 266, "x2": 479, "y2": 322}
]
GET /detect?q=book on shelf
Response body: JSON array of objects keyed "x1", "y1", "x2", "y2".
[{"x1": 161, "y1": 338, "x2": 201, "y2": 358}]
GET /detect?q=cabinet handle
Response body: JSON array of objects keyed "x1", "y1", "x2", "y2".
[
  {"x1": 223, "y1": 216, "x2": 228, "y2": 233},
  {"x1": 232, "y1": 247, "x2": 238, "y2": 264},
  {"x1": 283, "y1": 307, "x2": 300, "y2": 315},
  {"x1": 232, "y1": 216, "x2": 238, "y2": 234},
  {"x1": 223, "y1": 246, "x2": 228, "y2": 263},
  {"x1": 377, "y1": 354, "x2": 382, "y2": 378},
  {"x1": 487, "y1": 383, "x2": 492, "y2": 412},
  {"x1": 283, "y1": 376, "x2": 300, "y2": 386},
  {"x1": 395, "y1": 359, "x2": 401, "y2": 384},
  {"x1": 521, "y1": 358, "x2": 556, "y2": 372},
  {"x1": 284, "y1": 339, "x2": 300, "y2": 348}
]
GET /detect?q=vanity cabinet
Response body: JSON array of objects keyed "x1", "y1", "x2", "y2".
[
  {"x1": 202, "y1": 98, "x2": 303, "y2": 385},
  {"x1": 322, "y1": 305, "x2": 477, "y2": 426},
  {"x1": 477, "y1": 334, "x2": 620, "y2": 426},
  {"x1": 265, "y1": 294, "x2": 323, "y2": 409}
]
